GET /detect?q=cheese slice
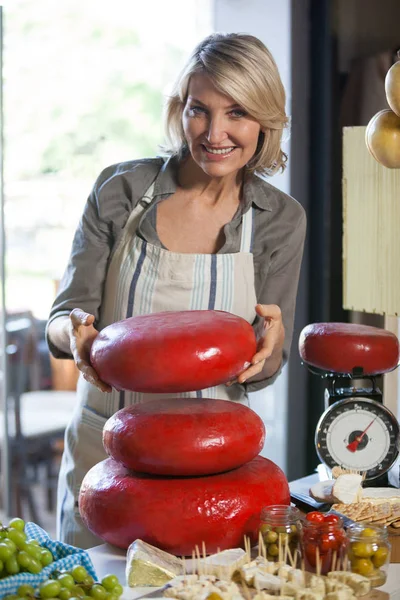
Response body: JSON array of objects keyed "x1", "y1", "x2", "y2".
[
  {"x1": 126, "y1": 539, "x2": 183, "y2": 587},
  {"x1": 200, "y1": 547, "x2": 248, "y2": 579},
  {"x1": 332, "y1": 474, "x2": 363, "y2": 504}
]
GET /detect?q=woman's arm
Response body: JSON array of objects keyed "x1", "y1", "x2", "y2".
[{"x1": 236, "y1": 208, "x2": 307, "y2": 388}]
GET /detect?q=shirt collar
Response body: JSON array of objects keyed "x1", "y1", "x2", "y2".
[{"x1": 152, "y1": 153, "x2": 272, "y2": 212}]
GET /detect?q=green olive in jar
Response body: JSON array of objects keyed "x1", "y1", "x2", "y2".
[
  {"x1": 372, "y1": 546, "x2": 389, "y2": 568},
  {"x1": 260, "y1": 524, "x2": 271, "y2": 535},
  {"x1": 352, "y1": 558, "x2": 375, "y2": 577},
  {"x1": 350, "y1": 541, "x2": 375, "y2": 558},
  {"x1": 267, "y1": 543, "x2": 279, "y2": 557},
  {"x1": 264, "y1": 530, "x2": 278, "y2": 544}
]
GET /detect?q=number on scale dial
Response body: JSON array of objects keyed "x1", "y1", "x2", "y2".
[{"x1": 315, "y1": 397, "x2": 400, "y2": 479}]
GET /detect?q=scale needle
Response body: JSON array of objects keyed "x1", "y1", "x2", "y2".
[{"x1": 346, "y1": 417, "x2": 378, "y2": 452}]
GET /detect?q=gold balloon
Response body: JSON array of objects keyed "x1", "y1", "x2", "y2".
[
  {"x1": 365, "y1": 109, "x2": 400, "y2": 168},
  {"x1": 385, "y1": 60, "x2": 400, "y2": 117}
]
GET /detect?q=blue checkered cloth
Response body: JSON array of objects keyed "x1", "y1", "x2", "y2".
[{"x1": 0, "y1": 522, "x2": 97, "y2": 598}]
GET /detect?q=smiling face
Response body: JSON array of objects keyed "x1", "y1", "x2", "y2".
[{"x1": 182, "y1": 73, "x2": 262, "y2": 178}]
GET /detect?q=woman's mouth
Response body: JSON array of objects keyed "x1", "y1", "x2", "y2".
[{"x1": 202, "y1": 145, "x2": 237, "y2": 160}]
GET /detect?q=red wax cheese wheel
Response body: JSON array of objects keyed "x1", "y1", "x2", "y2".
[
  {"x1": 79, "y1": 456, "x2": 290, "y2": 555},
  {"x1": 299, "y1": 322, "x2": 400, "y2": 375},
  {"x1": 90, "y1": 310, "x2": 257, "y2": 393},
  {"x1": 103, "y1": 398, "x2": 266, "y2": 476}
]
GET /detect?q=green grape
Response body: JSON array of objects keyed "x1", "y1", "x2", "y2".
[
  {"x1": 5, "y1": 554, "x2": 20, "y2": 575},
  {"x1": 39, "y1": 580, "x2": 62, "y2": 599},
  {"x1": 57, "y1": 574, "x2": 75, "y2": 589},
  {"x1": 0, "y1": 530, "x2": 7, "y2": 539},
  {"x1": 17, "y1": 550, "x2": 42, "y2": 573},
  {"x1": 71, "y1": 566, "x2": 88, "y2": 583},
  {"x1": 100, "y1": 575, "x2": 119, "y2": 592},
  {"x1": 7, "y1": 528, "x2": 27, "y2": 549},
  {"x1": 0, "y1": 542, "x2": 14, "y2": 561},
  {"x1": 88, "y1": 585, "x2": 106, "y2": 600},
  {"x1": 0, "y1": 558, "x2": 3, "y2": 572},
  {"x1": 24, "y1": 542, "x2": 43, "y2": 561},
  {"x1": 17, "y1": 584, "x2": 35, "y2": 597},
  {"x1": 3, "y1": 538, "x2": 17, "y2": 552},
  {"x1": 70, "y1": 586, "x2": 85, "y2": 598},
  {"x1": 83, "y1": 576, "x2": 94, "y2": 587},
  {"x1": 40, "y1": 548, "x2": 53, "y2": 566},
  {"x1": 8, "y1": 518, "x2": 25, "y2": 532},
  {"x1": 28, "y1": 539, "x2": 40, "y2": 546},
  {"x1": 110, "y1": 584, "x2": 123, "y2": 598},
  {"x1": 59, "y1": 588, "x2": 72, "y2": 600},
  {"x1": 4, "y1": 595, "x2": 19, "y2": 600}
]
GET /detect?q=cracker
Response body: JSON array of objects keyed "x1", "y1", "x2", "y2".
[{"x1": 370, "y1": 502, "x2": 392, "y2": 522}]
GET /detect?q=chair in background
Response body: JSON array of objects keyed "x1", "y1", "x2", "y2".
[{"x1": 0, "y1": 313, "x2": 77, "y2": 524}]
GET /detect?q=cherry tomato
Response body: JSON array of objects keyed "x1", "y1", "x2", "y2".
[
  {"x1": 324, "y1": 514, "x2": 340, "y2": 523},
  {"x1": 321, "y1": 533, "x2": 338, "y2": 553},
  {"x1": 304, "y1": 543, "x2": 318, "y2": 567},
  {"x1": 306, "y1": 511, "x2": 325, "y2": 524}
]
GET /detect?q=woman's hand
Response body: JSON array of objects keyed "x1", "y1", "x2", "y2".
[
  {"x1": 69, "y1": 308, "x2": 112, "y2": 393},
  {"x1": 229, "y1": 304, "x2": 285, "y2": 386}
]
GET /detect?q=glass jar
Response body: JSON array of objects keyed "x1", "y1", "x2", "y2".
[
  {"x1": 346, "y1": 523, "x2": 391, "y2": 587},
  {"x1": 300, "y1": 515, "x2": 347, "y2": 575},
  {"x1": 260, "y1": 505, "x2": 301, "y2": 563}
]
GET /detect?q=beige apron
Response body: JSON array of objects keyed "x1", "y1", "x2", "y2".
[{"x1": 57, "y1": 183, "x2": 258, "y2": 548}]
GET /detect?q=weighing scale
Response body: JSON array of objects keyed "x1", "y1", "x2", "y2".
[{"x1": 299, "y1": 322, "x2": 400, "y2": 482}]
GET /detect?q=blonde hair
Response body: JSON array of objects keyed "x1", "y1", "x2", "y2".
[{"x1": 163, "y1": 33, "x2": 289, "y2": 176}]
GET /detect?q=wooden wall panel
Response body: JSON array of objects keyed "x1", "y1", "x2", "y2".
[{"x1": 343, "y1": 126, "x2": 400, "y2": 317}]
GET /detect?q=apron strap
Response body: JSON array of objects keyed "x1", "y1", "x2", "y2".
[
  {"x1": 239, "y1": 206, "x2": 255, "y2": 253},
  {"x1": 139, "y1": 182, "x2": 156, "y2": 207}
]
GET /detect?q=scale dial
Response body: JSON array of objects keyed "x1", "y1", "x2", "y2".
[{"x1": 315, "y1": 397, "x2": 400, "y2": 480}]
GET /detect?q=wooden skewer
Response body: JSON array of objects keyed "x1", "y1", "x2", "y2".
[
  {"x1": 316, "y1": 546, "x2": 321, "y2": 577},
  {"x1": 244, "y1": 535, "x2": 252, "y2": 563},
  {"x1": 258, "y1": 529, "x2": 263, "y2": 557},
  {"x1": 343, "y1": 553, "x2": 348, "y2": 572},
  {"x1": 332, "y1": 549, "x2": 337, "y2": 573},
  {"x1": 241, "y1": 580, "x2": 252, "y2": 600},
  {"x1": 195, "y1": 544, "x2": 202, "y2": 576},
  {"x1": 202, "y1": 541, "x2": 207, "y2": 575},
  {"x1": 192, "y1": 549, "x2": 196, "y2": 576},
  {"x1": 286, "y1": 543, "x2": 295, "y2": 569},
  {"x1": 284, "y1": 538, "x2": 289, "y2": 565}
]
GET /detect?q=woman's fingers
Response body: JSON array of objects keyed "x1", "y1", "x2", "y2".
[
  {"x1": 70, "y1": 308, "x2": 95, "y2": 328},
  {"x1": 79, "y1": 362, "x2": 112, "y2": 393}
]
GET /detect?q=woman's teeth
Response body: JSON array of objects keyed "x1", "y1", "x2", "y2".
[{"x1": 204, "y1": 146, "x2": 236, "y2": 155}]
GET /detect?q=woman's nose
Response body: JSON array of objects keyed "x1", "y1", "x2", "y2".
[{"x1": 205, "y1": 116, "x2": 228, "y2": 145}]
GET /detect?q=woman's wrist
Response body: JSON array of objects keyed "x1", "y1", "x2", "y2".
[{"x1": 47, "y1": 315, "x2": 72, "y2": 356}]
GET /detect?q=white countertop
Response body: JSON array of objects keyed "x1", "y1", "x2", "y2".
[{"x1": 87, "y1": 543, "x2": 400, "y2": 600}]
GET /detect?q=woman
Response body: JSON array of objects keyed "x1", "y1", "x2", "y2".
[{"x1": 47, "y1": 32, "x2": 306, "y2": 548}]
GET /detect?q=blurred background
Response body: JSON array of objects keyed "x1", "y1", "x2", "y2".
[{"x1": 0, "y1": 0, "x2": 400, "y2": 533}]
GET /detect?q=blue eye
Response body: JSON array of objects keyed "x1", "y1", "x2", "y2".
[
  {"x1": 230, "y1": 109, "x2": 247, "y2": 118},
  {"x1": 189, "y1": 105, "x2": 207, "y2": 116}
]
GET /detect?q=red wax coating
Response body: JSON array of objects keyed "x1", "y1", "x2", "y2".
[
  {"x1": 103, "y1": 398, "x2": 266, "y2": 476},
  {"x1": 299, "y1": 322, "x2": 399, "y2": 375},
  {"x1": 90, "y1": 310, "x2": 257, "y2": 393},
  {"x1": 79, "y1": 456, "x2": 290, "y2": 555}
]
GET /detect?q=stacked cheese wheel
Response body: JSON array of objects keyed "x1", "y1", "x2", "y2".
[{"x1": 79, "y1": 310, "x2": 290, "y2": 556}]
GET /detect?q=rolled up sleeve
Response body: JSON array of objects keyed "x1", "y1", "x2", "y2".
[
  {"x1": 245, "y1": 208, "x2": 307, "y2": 392},
  {"x1": 46, "y1": 173, "x2": 114, "y2": 358}
]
